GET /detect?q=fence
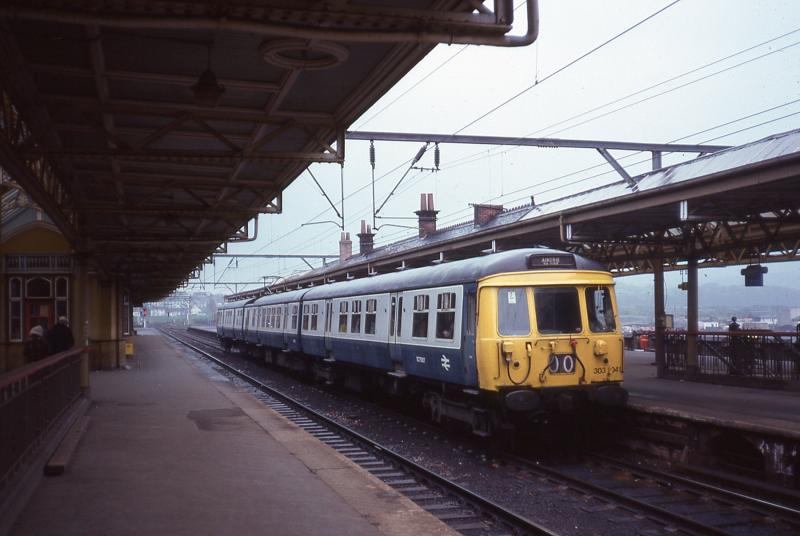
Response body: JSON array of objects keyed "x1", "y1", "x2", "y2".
[
  {"x1": 0, "y1": 348, "x2": 85, "y2": 488},
  {"x1": 663, "y1": 330, "x2": 800, "y2": 387}
]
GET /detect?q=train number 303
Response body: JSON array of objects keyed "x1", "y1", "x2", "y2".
[{"x1": 593, "y1": 366, "x2": 622, "y2": 375}]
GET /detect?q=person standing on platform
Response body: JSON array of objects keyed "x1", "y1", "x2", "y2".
[
  {"x1": 728, "y1": 316, "x2": 742, "y2": 375},
  {"x1": 48, "y1": 316, "x2": 75, "y2": 354},
  {"x1": 23, "y1": 325, "x2": 49, "y2": 363}
]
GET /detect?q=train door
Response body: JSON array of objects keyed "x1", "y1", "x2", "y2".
[
  {"x1": 476, "y1": 286, "x2": 534, "y2": 390},
  {"x1": 388, "y1": 293, "x2": 403, "y2": 369},
  {"x1": 25, "y1": 300, "x2": 54, "y2": 337},
  {"x1": 324, "y1": 300, "x2": 333, "y2": 354}
]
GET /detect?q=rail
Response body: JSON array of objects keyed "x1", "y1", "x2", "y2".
[
  {"x1": 0, "y1": 347, "x2": 87, "y2": 488},
  {"x1": 663, "y1": 330, "x2": 800, "y2": 387}
]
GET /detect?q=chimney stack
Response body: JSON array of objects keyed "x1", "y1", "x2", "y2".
[
  {"x1": 415, "y1": 193, "x2": 438, "y2": 238},
  {"x1": 472, "y1": 203, "x2": 504, "y2": 227},
  {"x1": 357, "y1": 220, "x2": 375, "y2": 255},
  {"x1": 339, "y1": 232, "x2": 352, "y2": 262}
]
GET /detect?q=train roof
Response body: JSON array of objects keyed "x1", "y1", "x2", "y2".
[
  {"x1": 249, "y1": 248, "x2": 605, "y2": 305},
  {"x1": 218, "y1": 297, "x2": 257, "y2": 309}
]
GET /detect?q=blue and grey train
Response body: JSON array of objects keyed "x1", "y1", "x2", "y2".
[{"x1": 217, "y1": 248, "x2": 627, "y2": 435}]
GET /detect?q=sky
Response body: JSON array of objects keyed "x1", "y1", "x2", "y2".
[{"x1": 194, "y1": 0, "x2": 800, "y2": 296}]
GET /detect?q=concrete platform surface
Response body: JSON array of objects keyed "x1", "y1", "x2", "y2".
[
  {"x1": 11, "y1": 329, "x2": 454, "y2": 536},
  {"x1": 623, "y1": 350, "x2": 800, "y2": 438}
]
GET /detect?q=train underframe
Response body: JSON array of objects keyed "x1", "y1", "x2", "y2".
[{"x1": 222, "y1": 337, "x2": 628, "y2": 437}]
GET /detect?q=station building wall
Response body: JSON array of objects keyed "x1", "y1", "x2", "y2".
[{"x1": 1, "y1": 217, "x2": 131, "y2": 372}]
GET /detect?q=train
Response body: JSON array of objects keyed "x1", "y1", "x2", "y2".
[{"x1": 216, "y1": 248, "x2": 627, "y2": 436}]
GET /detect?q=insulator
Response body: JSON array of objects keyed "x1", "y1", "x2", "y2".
[
  {"x1": 412, "y1": 144, "x2": 427, "y2": 165},
  {"x1": 369, "y1": 140, "x2": 376, "y2": 170},
  {"x1": 434, "y1": 143, "x2": 440, "y2": 170}
]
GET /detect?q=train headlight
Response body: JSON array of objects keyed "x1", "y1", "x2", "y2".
[{"x1": 593, "y1": 340, "x2": 608, "y2": 357}]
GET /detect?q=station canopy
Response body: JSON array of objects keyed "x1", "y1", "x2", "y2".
[{"x1": 0, "y1": 1, "x2": 538, "y2": 303}]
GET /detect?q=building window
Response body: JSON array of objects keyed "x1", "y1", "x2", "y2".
[
  {"x1": 412, "y1": 294, "x2": 429, "y2": 338},
  {"x1": 26, "y1": 276, "x2": 51, "y2": 298},
  {"x1": 436, "y1": 292, "x2": 456, "y2": 340},
  {"x1": 364, "y1": 299, "x2": 377, "y2": 335},
  {"x1": 310, "y1": 303, "x2": 319, "y2": 331},
  {"x1": 9, "y1": 277, "x2": 22, "y2": 342},
  {"x1": 338, "y1": 301, "x2": 348, "y2": 333}
]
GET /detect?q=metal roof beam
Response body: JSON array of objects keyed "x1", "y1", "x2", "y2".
[
  {"x1": 0, "y1": 1, "x2": 540, "y2": 47},
  {"x1": 31, "y1": 64, "x2": 281, "y2": 93},
  {"x1": 21, "y1": 147, "x2": 342, "y2": 164},
  {"x1": 39, "y1": 95, "x2": 335, "y2": 125}
]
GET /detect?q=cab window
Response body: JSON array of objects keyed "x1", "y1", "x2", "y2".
[
  {"x1": 497, "y1": 288, "x2": 530, "y2": 336},
  {"x1": 586, "y1": 287, "x2": 616, "y2": 332},
  {"x1": 534, "y1": 287, "x2": 582, "y2": 334}
]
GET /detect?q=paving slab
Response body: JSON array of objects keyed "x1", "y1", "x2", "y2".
[
  {"x1": 624, "y1": 350, "x2": 800, "y2": 438},
  {"x1": 10, "y1": 328, "x2": 455, "y2": 536}
]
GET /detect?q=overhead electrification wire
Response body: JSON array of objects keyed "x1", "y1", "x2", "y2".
[
  {"x1": 244, "y1": 19, "x2": 796, "y2": 269},
  {"x1": 426, "y1": 30, "x2": 800, "y2": 174},
  {"x1": 454, "y1": 0, "x2": 683, "y2": 134},
  {"x1": 367, "y1": 101, "x2": 800, "y2": 246},
  {"x1": 284, "y1": 98, "x2": 800, "y2": 259},
  {"x1": 353, "y1": 45, "x2": 470, "y2": 130}
]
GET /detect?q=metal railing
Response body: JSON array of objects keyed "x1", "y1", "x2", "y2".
[
  {"x1": 4, "y1": 254, "x2": 73, "y2": 273},
  {"x1": 0, "y1": 347, "x2": 85, "y2": 488},
  {"x1": 663, "y1": 330, "x2": 800, "y2": 387}
]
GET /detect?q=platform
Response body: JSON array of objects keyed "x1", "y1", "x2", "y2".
[
  {"x1": 10, "y1": 329, "x2": 454, "y2": 536},
  {"x1": 623, "y1": 350, "x2": 800, "y2": 439}
]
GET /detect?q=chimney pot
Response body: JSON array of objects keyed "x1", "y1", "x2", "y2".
[
  {"x1": 415, "y1": 192, "x2": 438, "y2": 238},
  {"x1": 339, "y1": 231, "x2": 352, "y2": 261},
  {"x1": 357, "y1": 219, "x2": 375, "y2": 255}
]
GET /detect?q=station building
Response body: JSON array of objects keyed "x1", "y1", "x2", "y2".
[{"x1": 0, "y1": 177, "x2": 132, "y2": 372}]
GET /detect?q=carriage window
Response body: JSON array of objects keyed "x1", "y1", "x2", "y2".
[
  {"x1": 436, "y1": 292, "x2": 456, "y2": 340},
  {"x1": 412, "y1": 294, "x2": 429, "y2": 338},
  {"x1": 277, "y1": 307, "x2": 282, "y2": 329},
  {"x1": 302, "y1": 304, "x2": 310, "y2": 331},
  {"x1": 389, "y1": 297, "x2": 396, "y2": 336},
  {"x1": 365, "y1": 299, "x2": 377, "y2": 335},
  {"x1": 498, "y1": 288, "x2": 530, "y2": 336},
  {"x1": 586, "y1": 287, "x2": 616, "y2": 333},
  {"x1": 338, "y1": 301, "x2": 348, "y2": 333},
  {"x1": 350, "y1": 300, "x2": 362, "y2": 333},
  {"x1": 397, "y1": 297, "x2": 404, "y2": 337},
  {"x1": 310, "y1": 304, "x2": 319, "y2": 331},
  {"x1": 534, "y1": 287, "x2": 582, "y2": 334},
  {"x1": 291, "y1": 305, "x2": 299, "y2": 329}
]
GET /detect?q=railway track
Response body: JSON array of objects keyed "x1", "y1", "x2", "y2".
[
  {"x1": 162, "y1": 327, "x2": 556, "y2": 536},
  {"x1": 169, "y1": 327, "x2": 800, "y2": 536}
]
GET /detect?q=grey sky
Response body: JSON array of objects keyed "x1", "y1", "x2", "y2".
[{"x1": 198, "y1": 0, "x2": 800, "y2": 294}]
